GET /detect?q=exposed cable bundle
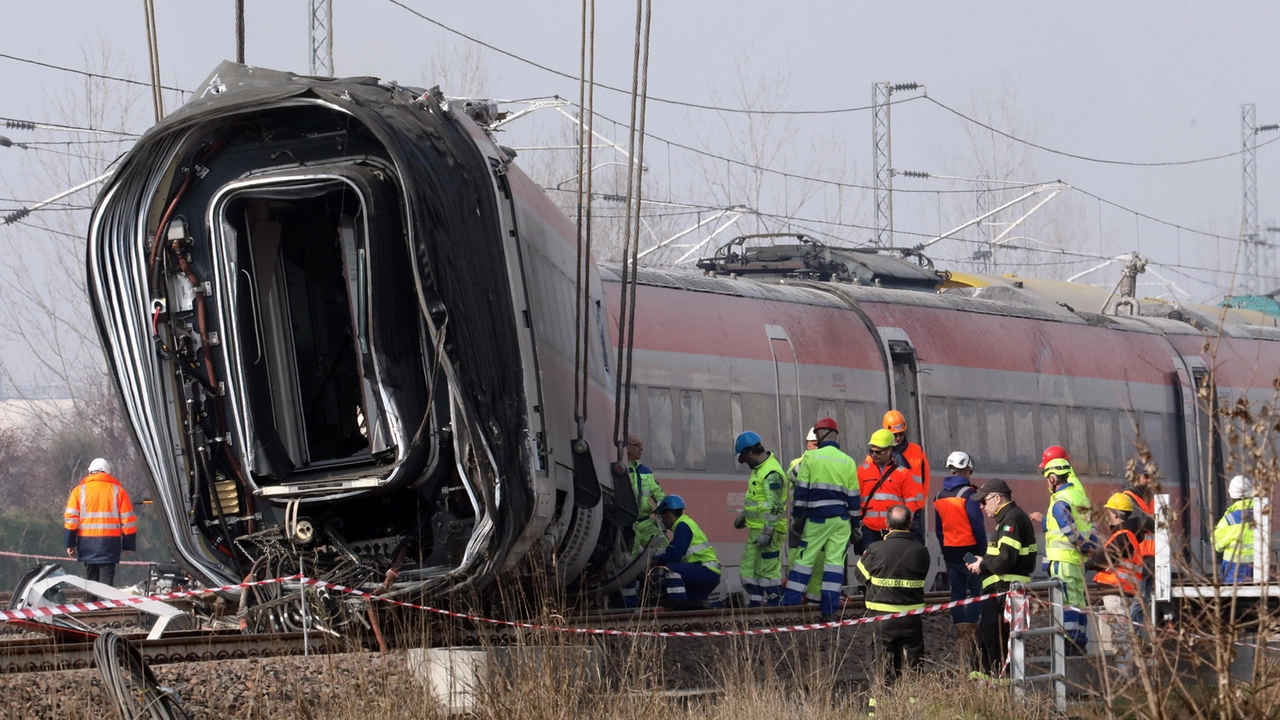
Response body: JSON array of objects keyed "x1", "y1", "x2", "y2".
[{"x1": 93, "y1": 630, "x2": 189, "y2": 720}]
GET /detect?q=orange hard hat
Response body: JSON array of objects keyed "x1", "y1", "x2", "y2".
[
  {"x1": 882, "y1": 410, "x2": 907, "y2": 433},
  {"x1": 1039, "y1": 445, "x2": 1070, "y2": 469},
  {"x1": 814, "y1": 417, "x2": 839, "y2": 433}
]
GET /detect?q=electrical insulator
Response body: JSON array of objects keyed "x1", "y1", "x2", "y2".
[{"x1": 890, "y1": 83, "x2": 921, "y2": 92}]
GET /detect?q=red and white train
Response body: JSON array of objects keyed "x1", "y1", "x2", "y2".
[{"x1": 87, "y1": 63, "x2": 1280, "y2": 598}]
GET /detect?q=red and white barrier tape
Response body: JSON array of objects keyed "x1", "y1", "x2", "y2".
[
  {"x1": 0, "y1": 571, "x2": 1007, "y2": 638},
  {"x1": 299, "y1": 577, "x2": 1008, "y2": 638},
  {"x1": 0, "y1": 549, "x2": 151, "y2": 566},
  {"x1": 0, "y1": 575, "x2": 296, "y2": 622}
]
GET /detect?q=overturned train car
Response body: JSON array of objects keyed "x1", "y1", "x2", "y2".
[{"x1": 87, "y1": 64, "x2": 628, "y2": 596}]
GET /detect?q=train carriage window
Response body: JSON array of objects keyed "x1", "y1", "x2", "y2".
[
  {"x1": 816, "y1": 400, "x2": 838, "y2": 427},
  {"x1": 985, "y1": 401, "x2": 1010, "y2": 466},
  {"x1": 925, "y1": 396, "x2": 952, "y2": 463},
  {"x1": 647, "y1": 388, "x2": 675, "y2": 469},
  {"x1": 1142, "y1": 412, "x2": 1168, "y2": 478},
  {"x1": 1011, "y1": 403, "x2": 1036, "y2": 466},
  {"x1": 744, "y1": 392, "x2": 780, "y2": 452},
  {"x1": 1067, "y1": 408, "x2": 1091, "y2": 474},
  {"x1": 1093, "y1": 409, "x2": 1116, "y2": 475},
  {"x1": 681, "y1": 391, "x2": 706, "y2": 471},
  {"x1": 843, "y1": 401, "x2": 867, "y2": 450},
  {"x1": 956, "y1": 400, "x2": 982, "y2": 465},
  {"x1": 1040, "y1": 405, "x2": 1065, "y2": 447}
]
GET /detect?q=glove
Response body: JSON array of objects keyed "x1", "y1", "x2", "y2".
[
  {"x1": 849, "y1": 523, "x2": 863, "y2": 546},
  {"x1": 755, "y1": 526, "x2": 775, "y2": 548},
  {"x1": 733, "y1": 510, "x2": 747, "y2": 530},
  {"x1": 788, "y1": 518, "x2": 805, "y2": 549}
]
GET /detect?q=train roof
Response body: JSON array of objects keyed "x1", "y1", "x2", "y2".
[{"x1": 602, "y1": 259, "x2": 1280, "y2": 341}]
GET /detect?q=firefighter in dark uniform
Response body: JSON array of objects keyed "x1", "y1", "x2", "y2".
[
  {"x1": 857, "y1": 503, "x2": 931, "y2": 686},
  {"x1": 965, "y1": 479, "x2": 1038, "y2": 680}
]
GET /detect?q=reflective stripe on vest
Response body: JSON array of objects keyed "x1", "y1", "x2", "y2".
[
  {"x1": 1215, "y1": 499, "x2": 1255, "y2": 564},
  {"x1": 935, "y1": 487, "x2": 978, "y2": 547},
  {"x1": 857, "y1": 463, "x2": 913, "y2": 532},
  {"x1": 676, "y1": 515, "x2": 722, "y2": 574},
  {"x1": 1094, "y1": 529, "x2": 1142, "y2": 596},
  {"x1": 1044, "y1": 483, "x2": 1092, "y2": 563},
  {"x1": 866, "y1": 601, "x2": 926, "y2": 613},
  {"x1": 744, "y1": 453, "x2": 786, "y2": 527}
]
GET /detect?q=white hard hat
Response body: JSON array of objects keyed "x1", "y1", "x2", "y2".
[
  {"x1": 1229, "y1": 475, "x2": 1253, "y2": 500},
  {"x1": 946, "y1": 451, "x2": 973, "y2": 471},
  {"x1": 806, "y1": 427, "x2": 818, "y2": 442},
  {"x1": 88, "y1": 458, "x2": 112, "y2": 475}
]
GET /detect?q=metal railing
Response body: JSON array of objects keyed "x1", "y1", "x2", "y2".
[{"x1": 1008, "y1": 579, "x2": 1067, "y2": 715}]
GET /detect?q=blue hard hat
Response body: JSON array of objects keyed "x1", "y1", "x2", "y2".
[
  {"x1": 656, "y1": 495, "x2": 685, "y2": 512},
  {"x1": 734, "y1": 431, "x2": 762, "y2": 456}
]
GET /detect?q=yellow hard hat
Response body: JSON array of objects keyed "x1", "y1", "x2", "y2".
[
  {"x1": 868, "y1": 429, "x2": 896, "y2": 449},
  {"x1": 1104, "y1": 493, "x2": 1133, "y2": 513}
]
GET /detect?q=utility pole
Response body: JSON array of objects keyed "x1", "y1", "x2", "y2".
[
  {"x1": 871, "y1": 82, "x2": 923, "y2": 247},
  {"x1": 1241, "y1": 104, "x2": 1279, "y2": 293},
  {"x1": 309, "y1": 0, "x2": 334, "y2": 77}
]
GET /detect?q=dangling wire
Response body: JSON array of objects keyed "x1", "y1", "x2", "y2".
[{"x1": 613, "y1": 0, "x2": 654, "y2": 460}]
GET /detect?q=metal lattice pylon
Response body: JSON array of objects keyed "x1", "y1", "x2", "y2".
[
  {"x1": 871, "y1": 82, "x2": 893, "y2": 247},
  {"x1": 309, "y1": 0, "x2": 334, "y2": 77},
  {"x1": 1242, "y1": 103, "x2": 1260, "y2": 292}
]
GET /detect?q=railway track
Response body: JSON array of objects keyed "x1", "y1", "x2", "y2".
[{"x1": 0, "y1": 585, "x2": 1074, "y2": 674}]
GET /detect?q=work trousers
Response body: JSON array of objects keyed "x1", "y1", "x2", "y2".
[
  {"x1": 1048, "y1": 560, "x2": 1089, "y2": 652},
  {"x1": 872, "y1": 613, "x2": 924, "y2": 684},
  {"x1": 85, "y1": 563, "x2": 117, "y2": 603},
  {"x1": 661, "y1": 562, "x2": 720, "y2": 606},
  {"x1": 946, "y1": 560, "x2": 983, "y2": 624},
  {"x1": 782, "y1": 515, "x2": 850, "y2": 616},
  {"x1": 786, "y1": 545, "x2": 822, "y2": 602},
  {"x1": 1096, "y1": 593, "x2": 1134, "y2": 678},
  {"x1": 741, "y1": 526, "x2": 783, "y2": 607},
  {"x1": 977, "y1": 587, "x2": 1010, "y2": 676}
]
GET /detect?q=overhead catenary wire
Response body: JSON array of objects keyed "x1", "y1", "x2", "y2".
[
  {"x1": 383, "y1": 0, "x2": 918, "y2": 117},
  {"x1": 0, "y1": 51, "x2": 189, "y2": 94},
  {"x1": 927, "y1": 96, "x2": 1280, "y2": 168},
  {"x1": 0, "y1": 116, "x2": 140, "y2": 137}
]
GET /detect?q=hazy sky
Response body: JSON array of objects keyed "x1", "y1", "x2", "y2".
[{"x1": 2, "y1": 1, "x2": 1279, "y2": 311}]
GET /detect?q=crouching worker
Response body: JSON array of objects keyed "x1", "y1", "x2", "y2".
[{"x1": 649, "y1": 495, "x2": 722, "y2": 608}]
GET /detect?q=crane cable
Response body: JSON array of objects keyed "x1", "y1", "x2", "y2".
[
  {"x1": 612, "y1": 0, "x2": 653, "y2": 460},
  {"x1": 571, "y1": 0, "x2": 597, "y2": 442},
  {"x1": 142, "y1": 0, "x2": 164, "y2": 123}
]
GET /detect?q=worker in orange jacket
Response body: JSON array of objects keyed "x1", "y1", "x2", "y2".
[
  {"x1": 859, "y1": 430, "x2": 923, "y2": 548},
  {"x1": 64, "y1": 458, "x2": 137, "y2": 590},
  {"x1": 882, "y1": 410, "x2": 929, "y2": 494}
]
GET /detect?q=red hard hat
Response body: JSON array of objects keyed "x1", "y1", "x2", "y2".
[
  {"x1": 814, "y1": 417, "x2": 839, "y2": 433},
  {"x1": 1039, "y1": 445, "x2": 1070, "y2": 469}
]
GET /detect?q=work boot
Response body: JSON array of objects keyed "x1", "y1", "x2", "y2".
[{"x1": 955, "y1": 622, "x2": 978, "y2": 672}]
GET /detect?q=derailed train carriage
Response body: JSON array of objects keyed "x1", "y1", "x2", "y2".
[
  {"x1": 89, "y1": 63, "x2": 1280, "y2": 603},
  {"x1": 88, "y1": 63, "x2": 628, "y2": 599}
]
